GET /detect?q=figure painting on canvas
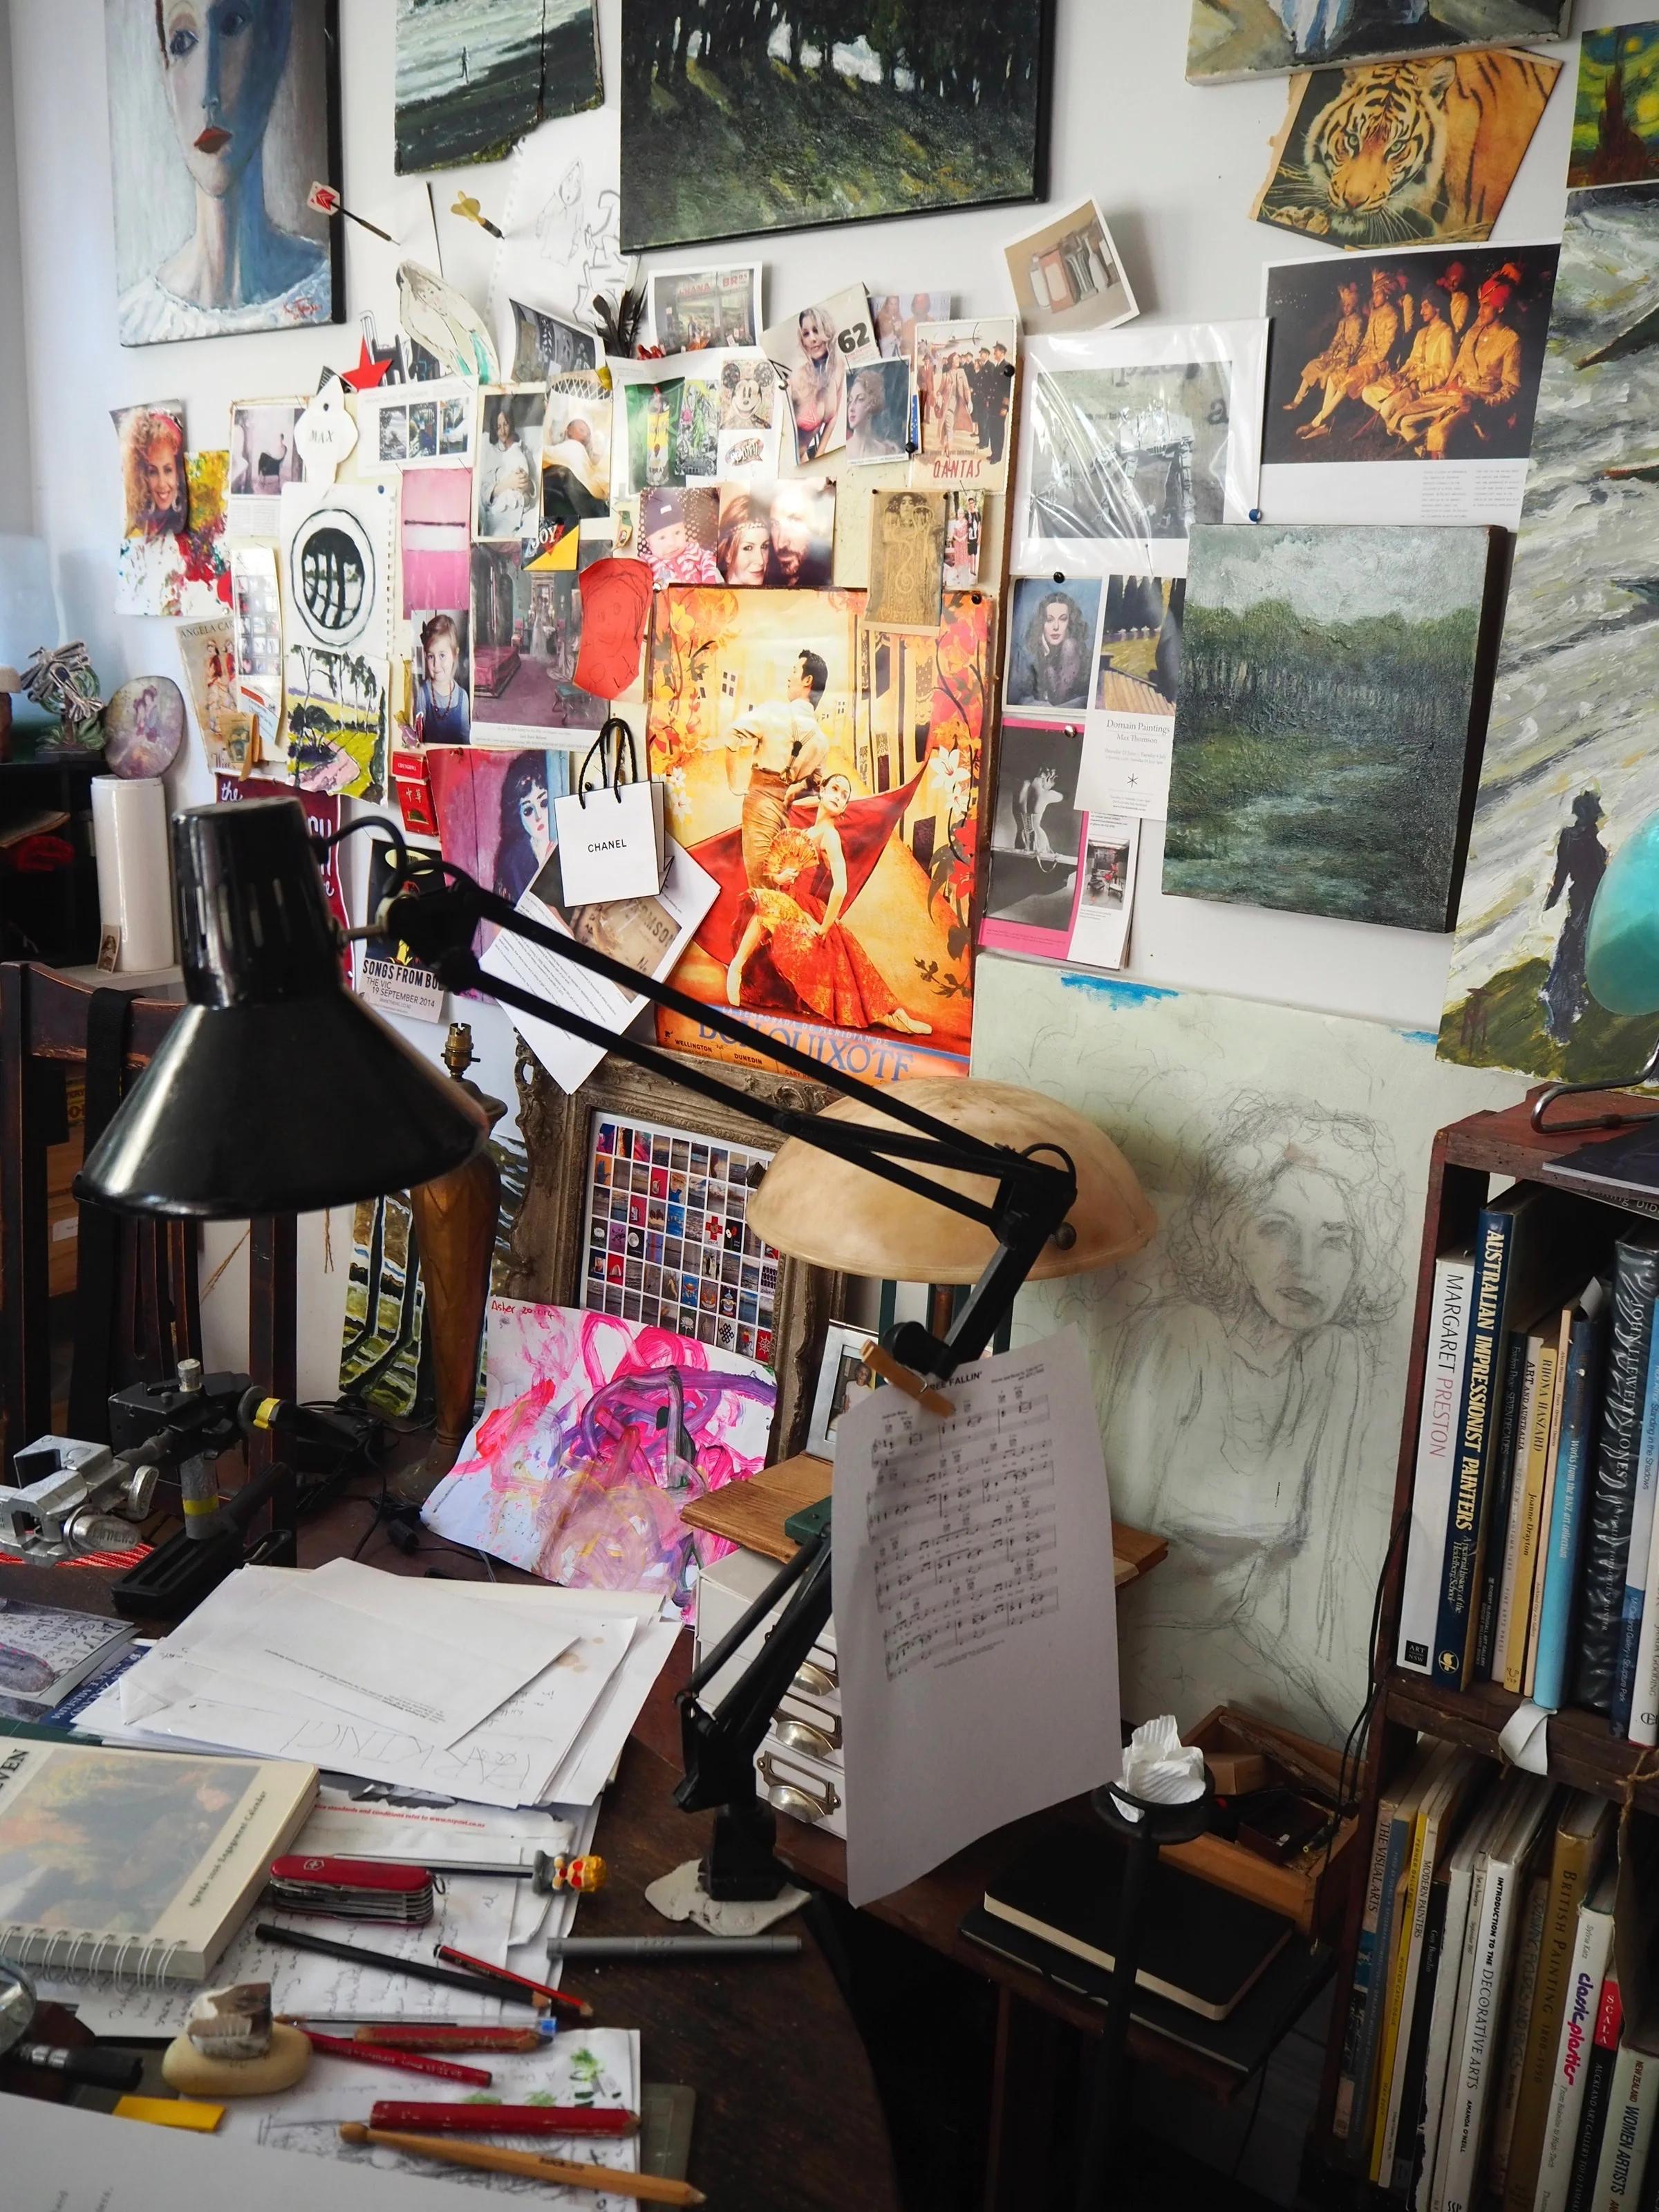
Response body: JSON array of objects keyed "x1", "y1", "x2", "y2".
[{"x1": 105, "y1": 0, "x2": 341, "y2": 348}]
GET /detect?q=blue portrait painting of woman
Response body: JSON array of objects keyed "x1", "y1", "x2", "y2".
[{"x1": 106, "y1": 0, "x2": 343, "y2": 347}]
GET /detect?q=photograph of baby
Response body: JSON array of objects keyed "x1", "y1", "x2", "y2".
[
  {"x1": 986, "y1": 720, "x2": 1087, "y2": 931},
  {"x1": 844, "y1": 360, "x2": 911, "y2": 463},
  {"x1": 640, "y1": 488, "x2": 723, "y2": 587},
  {"x1": 1006, "y1": 577, "x2": 1103, "y2": 715},
  {"x1": 475, "y1": 388, "x2": 543, "y2": 541},
  {"x1": 541, "y1": 375, "x2": 612, "y2": 525},
  {"x1": 229, "y1": 401, "x2": 303, "y2": 499},
  {"x1": 411, "y1": 608, "x2": 471, "y2": 745},
  {"x1": 710, "y1": 480, "x2": 836, "y2": 589},
  {"x1": 762, "y1": 285, "x2": 881, "y2": 465}
]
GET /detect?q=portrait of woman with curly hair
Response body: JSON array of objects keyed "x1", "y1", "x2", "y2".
[{"x1": 114, "y1": 404, "x2": 188, "y2": 539}]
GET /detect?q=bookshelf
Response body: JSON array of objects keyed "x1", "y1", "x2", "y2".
[{"x1": 1307, "y1": 1089, "x2": 1659, "y2": 2208}]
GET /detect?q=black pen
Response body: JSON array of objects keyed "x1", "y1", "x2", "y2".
[{"x1": 255, "y1": 1924, "x2": 532, "y2": 2006}]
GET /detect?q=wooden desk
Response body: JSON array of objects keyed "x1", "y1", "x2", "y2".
[{"x1": 0, "y1": 1516, "x2": 902, "y2": 2212}]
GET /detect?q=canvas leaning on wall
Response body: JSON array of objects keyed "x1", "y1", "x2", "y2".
[{"x1": 104, "y1": 0, "x2": 343, "y2": 348}]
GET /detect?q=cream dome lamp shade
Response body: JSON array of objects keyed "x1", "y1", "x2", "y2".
[{"x1": 747, "y1": 1078, "x2": 1156, "y2": 1283}]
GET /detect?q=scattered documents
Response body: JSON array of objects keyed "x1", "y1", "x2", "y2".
[{"x1": 834, "y1": 1329, "x2": 1122, "y2": 1906}]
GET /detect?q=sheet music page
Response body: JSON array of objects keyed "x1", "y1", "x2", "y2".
[{"x1": 834, "y1": 1329, "x2": 1122, "y2": 1907}]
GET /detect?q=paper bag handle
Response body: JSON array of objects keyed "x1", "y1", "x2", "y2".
[{"x1": 575, "y1": 717, "x2": 639, "y2": 807}]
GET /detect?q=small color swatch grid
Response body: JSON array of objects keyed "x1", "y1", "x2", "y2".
[{"x1": 581, "y1": 1113, "x2": 779, "y2": 1363}]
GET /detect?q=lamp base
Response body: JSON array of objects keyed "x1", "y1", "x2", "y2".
[{"x1": 698, "y1": 1800, "x2": 790, "y2": 1902}]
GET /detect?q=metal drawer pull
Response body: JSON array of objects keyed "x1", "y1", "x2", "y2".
[
  {"x1": 776, "y1": 1713, "x2": 841, "y2": 1758},
  {"x1": 792, "y1": 1658, "x2": 838, "y2": 1697},
  {"x1": 758, "y1": 1754, "x2": 839, "y2": 1821}
]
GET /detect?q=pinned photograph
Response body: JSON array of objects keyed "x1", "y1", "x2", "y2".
[
  {"x1": 762, "y1": 288, "x2": 881, "y2": 465},
  {"x1": 912, "y1": 319, "x2": 1018, "y2": 489},
  {"x1": 640, "y1": 488, "x2": 723, "y2": 588},
  {"x1": 620, "y1": 3, "x2": 1053, "y2": 250},
  {"x1": 844, "y1": 360, "x2": 911, "y2": 463},
  {"x1": 113, "y1": 403, "x2": 189, "y2": 538},
  {"x1": 476, "y1": 388, "x2": 543, "y2": 541},
  {"x1": 943, "y1": 491, "x2": 984, "y2": 589},
  {"x1": 1096, "y1": 575, "x2": 1184, "y2": 716},
  {"x1": 873, "y1": 293, "x2": 951, "y2": 360},
  {"x1": 1253, "y1": 48, "x2": 1561, "y2": 249},
  {"x1": 541, "y1": 375, "x2": 612, "y2": 524},
  {"x1": 395, "y1": 0, "x2": 600, "y2": 174},
  {"x1": 712, "y1": 481, "x2": 835, "y2": 588},
  {"x1": 983, "y1": 720, "x2": 1085, "y2": 938},
  {"x1": 865, "y1": 489, "x2": 947, "y2": 635},
  {"x1": 1014, "y1": 324, "x2": 1269, "y2": 576},
  {"x1": 1006, "y1": 200, "x2": 1137, "y2": 335},
  {"x1": 177, "y1": 618, "x2": 254, "y2": 778},
  {"x1": 411, "y1": 608, "x2": 472, "y2": 745},
  {"x1": 650, "y1": 266, "x2": 762, "y2": 350},
  {"x1": 357, "y1": 834, "x2": 443, "y2": 1023},
  {"x1": 509, "y1": 298, "x2": 600, "y2": 382},
  {"x1": 104, "y1": 0, "x2": 340, "y2": 346},
  {"x1": 471, "y1": 545, "x2": 606, "y2": 738},
  {"x1": 1259, "y1": 245, "x2": 1558, "y2": 527},
  {"x1": 1006, "y1": 578, "x2": 1102, "y2": 715},
  {"x1": 675, "y1": 375, "x2": 725, "y2": 481},
  {"x1": 228, "y1": 400, "x2": 304, "y2": 524},
  {"x1": 624, "y1": 377, "x2": 688, "y2": 492},
  {"x1": 230, "y1": 545, "x2": 283, "y2": 746},
  {"x1": 116, "y1": 447, "x2": 231, "y2": 620},
  {"x1": 1188, "y1": 0, "x2": 1573, "y2": 84}
]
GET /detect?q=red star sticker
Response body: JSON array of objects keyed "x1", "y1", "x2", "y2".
[{"x1": 341, "y1": 335, "x2": 391, "y2": 392}]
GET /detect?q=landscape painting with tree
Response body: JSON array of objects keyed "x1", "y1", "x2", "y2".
[
  {"x1": 619, "y1": 3, "x2": 1053, "y2": 252},
  {"x1": 1441, "y1": 181, "x2": 1659, "y2": 1084},
  {"x1": 395, "y1": 0, "x2": 601, "y2": 175},
  {"x1": 1569, "y1": 23, "x2": 1659, "y2": 190},
  {"x1": 1165, "y1": 523, "x2": 1500, "y2": 932}
]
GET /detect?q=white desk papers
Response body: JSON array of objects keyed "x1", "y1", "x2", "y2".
[{"x1": 834, "y1": 1330, "x2": 1122, "y2": 1907}]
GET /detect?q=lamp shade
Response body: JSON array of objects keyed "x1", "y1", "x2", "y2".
[
  {"x1": 747, "y1": 1078, "x2": 1156, "y2": 1284},
  {"x1": 77, "y1": 798, "x2": 487, "y2": 1219}
]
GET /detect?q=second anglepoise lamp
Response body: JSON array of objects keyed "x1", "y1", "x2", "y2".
[{"x1": 81, "y1": 796, "x2": 1154, "y2": 1895}]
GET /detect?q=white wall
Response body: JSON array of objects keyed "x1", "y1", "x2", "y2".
[
  {"x1": 0, "y1": 4, "x2": 30, "y2": 535},
  {"x1": 4, "y1": 0, "x2": 1621, "y2": 1391}
]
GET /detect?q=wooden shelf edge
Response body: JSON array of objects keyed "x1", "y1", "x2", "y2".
[{"x1": 1383, "y1": 1668, "x2": 1659, "y2": 1811}]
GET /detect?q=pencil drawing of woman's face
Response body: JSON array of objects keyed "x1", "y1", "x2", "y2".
[
  {"x1": 1234, "y1": 1164, "x2": 1355, "y2": 1333},
  {"x1": 160, "y1": 0, "x2": 294, "y2": 196}
]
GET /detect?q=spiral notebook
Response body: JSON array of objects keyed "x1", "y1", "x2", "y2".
[{"x1": 0, "y1": 1737, "x2": 317, "y2": 1985}]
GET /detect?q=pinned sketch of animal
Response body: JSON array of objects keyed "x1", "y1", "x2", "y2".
[
  {"x1": 1257, "y1": 48, "x2": 1559, "y2": 247},
  {"x1": 719, "y1": 357, "x2": 777, "y2": 432}
]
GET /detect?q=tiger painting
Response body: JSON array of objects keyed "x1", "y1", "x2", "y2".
[{"x1": 1255, "y1": 48, "x2": 1560, "y2": 247}]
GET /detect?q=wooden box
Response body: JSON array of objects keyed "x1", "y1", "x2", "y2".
[{"x1": 1161, "y1": 1705, "x2": 1358, "y2": 1938}]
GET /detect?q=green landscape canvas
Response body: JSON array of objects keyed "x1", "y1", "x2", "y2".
[
  {"x1": 1164, "y1": 524, "x2": 1499, "y2": 933},
  {"x1": 619, "y1": 3, "x2": 1051, "y2": 252}
]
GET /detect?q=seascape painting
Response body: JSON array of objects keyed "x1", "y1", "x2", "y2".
[
  {"x1": 1252, "y1": 47, "x2": 1560, "y2": 250},
  {"x1": 1189, "y1": 0, "x2": 1572, "y2": 84},
  {"x1": 619, "y1": 3, "x2": 1052, "y2": 252},
  {"x1": 1441, "y1": 182, "x2": 1659, "y2": 1082},
  {"x1": 104, "y1": 0, "x2": 341, "y2": 347},
  {"x1": 395, "y1": 0, "x2": 601, "y2": 175},
  {"x1": 1165, "y1": 523, "x2": 1499, "y2": 932},
  {"x1": 1569, "y1": 22, "x2": 1659, "y2": 191},
  {"x1": 971, "y1": 955, "x2": 1523, "y2": 1744}
]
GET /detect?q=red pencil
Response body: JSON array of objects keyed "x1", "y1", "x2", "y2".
[
  {"x1": 303, "y1": 2030, "x2": 492, "y2": 2087},
  {"x1": 368, "y1": 2101, "x2": 639, "y2": 2137},
  {"x1": 432, "y1": 1944, "x2": 590, "y2": 2021}
]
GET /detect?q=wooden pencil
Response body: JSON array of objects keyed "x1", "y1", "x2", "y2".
[{"x1": 337, "y1": 2122, "x2": 705, "y2": 2205}]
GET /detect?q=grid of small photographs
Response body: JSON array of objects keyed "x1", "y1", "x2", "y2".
[{"x1": 581, "y1": 1112, "x2": 780, "y2": 1365}]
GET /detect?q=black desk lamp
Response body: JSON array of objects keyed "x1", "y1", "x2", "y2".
[{"x1": 79, "y1": 797, "x2": 1154, "y2": 1899}]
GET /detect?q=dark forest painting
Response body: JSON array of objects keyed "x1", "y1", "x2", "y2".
[
  {"x1": 1165, "y1": 523, "x2": 1501, "y2": 932},
  {"x1": 620, "y1": 2, "x2": 1052, "y2": 252}
]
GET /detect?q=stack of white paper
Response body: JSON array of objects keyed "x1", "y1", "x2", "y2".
[{"x1": 75, "y1": 1563, "x2": 677, "y2": 1810}]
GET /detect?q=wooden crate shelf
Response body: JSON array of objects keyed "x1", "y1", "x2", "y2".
[{"x1": 1382, "y1": 1668, "x2": 1659, "y2": 1812}]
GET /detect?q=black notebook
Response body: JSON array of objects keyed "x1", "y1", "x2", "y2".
[{"x1": 980, "y1": 1824, "x2": 1294, "y2": 2022}]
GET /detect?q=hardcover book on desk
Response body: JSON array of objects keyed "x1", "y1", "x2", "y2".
[{"x1": 0, "y1": 1738, "x2": 317, "y2": 1984}]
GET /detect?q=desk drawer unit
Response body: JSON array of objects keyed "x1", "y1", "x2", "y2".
[{"x1": 694, "y1": 1545, "x2": 847, "y2": 1840}]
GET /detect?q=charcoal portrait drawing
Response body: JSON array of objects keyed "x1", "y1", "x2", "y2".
[{"x1": 971, "y1": 957, "x2": 1524, "y2": 1743}]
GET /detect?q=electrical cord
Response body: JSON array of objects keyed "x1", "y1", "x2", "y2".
[{"x1": 1229, "y1": 2060, "x2": 1271, "y2": 2182}]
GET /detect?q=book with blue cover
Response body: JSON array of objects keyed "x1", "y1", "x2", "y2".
[{"x1": 1535, "y1": 1282, "x2": 1611, "y2": 1715}]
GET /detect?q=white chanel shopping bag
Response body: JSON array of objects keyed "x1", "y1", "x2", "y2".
[{"x1": 552, "y1": 717, "x2": 668, "y2": 903}]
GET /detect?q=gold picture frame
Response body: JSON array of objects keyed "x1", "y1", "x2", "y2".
[{"x1": 500, "y1": 1043, "x2": 845, "y2": 1461}]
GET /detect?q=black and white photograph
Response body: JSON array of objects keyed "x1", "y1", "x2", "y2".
[
  {"x1": 229, "y1": 401, "x2": 304, "y2": 500},
  {"x1": 1006, "y1": 577, "x2": 1102, "y2": 714},
  {"x1": 986, "y1": 719, "x2": 1086, "y2": 930},
  {"x1": 509, "y1": 298, "x2": 600, "y2": 382}
]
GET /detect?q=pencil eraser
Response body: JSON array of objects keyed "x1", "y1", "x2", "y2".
[{"x1": 114, "y1": 2095, "x2": 225, "y2": 2131}]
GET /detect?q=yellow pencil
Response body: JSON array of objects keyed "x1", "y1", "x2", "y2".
[{"x1": 337, "y1": 2122, "x2": 705, "y2": 2206}]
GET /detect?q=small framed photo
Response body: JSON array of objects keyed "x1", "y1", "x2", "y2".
[{"x1": 807, "y1": 1320, "x2": 877, "y2": 1461}]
